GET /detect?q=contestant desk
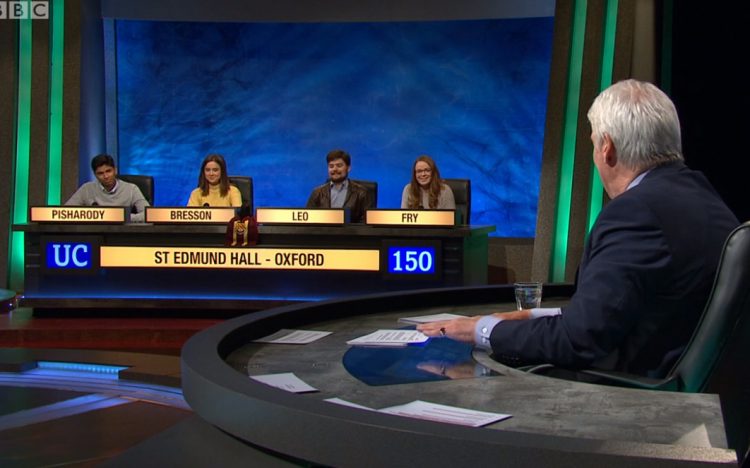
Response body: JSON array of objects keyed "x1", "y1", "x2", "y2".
[
  {"x1": 14, "y1": 222, "x2": 494, "y2": 310},
  {"x1": 181, "y1": 285, "x2": 737, "y2": 467}
]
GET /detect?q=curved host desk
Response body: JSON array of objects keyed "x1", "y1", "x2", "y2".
[{"x1": 181, "y1": 285, "x2": 737, "y2": 467}]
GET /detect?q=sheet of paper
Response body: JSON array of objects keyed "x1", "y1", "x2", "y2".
[
  {"x1": 673, "y1": 423, "x2": 711, "y2": 448},
  {"x1": 253, "y1": 329, "x2": 332, "y2": 344},
  {"x1": 250, "y1": 372, "x2": 318, "y2": 393},
  {"x1": 346, "y1": 329, "x2": 429, "y2": 347},
  {"x1": 379, "y1": 400, "x2": 511, "y2": 427},
  {"x1": 397, "y1": 313, "x2": 465, "y2": 324},
  {"x1": 324, "y1": 398, "x2": 375, "y2": 411}
]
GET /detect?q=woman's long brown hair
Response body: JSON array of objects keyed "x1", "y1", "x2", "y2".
[
  {"x1": 406, "y1": 155, "x2": 443, "y2": 209},
  {"x1": 198, "y1": 153, "x2": 231, "y2": 197}
]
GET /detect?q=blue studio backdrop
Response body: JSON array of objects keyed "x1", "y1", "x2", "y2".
[{"x1": 113, "y1": 17, "x2": 553, "y2": 237}]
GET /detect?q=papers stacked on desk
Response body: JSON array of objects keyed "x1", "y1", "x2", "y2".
[
  {"x1": 380, "y1": 400, "x2": 511, "y2": 427},
  {"x1": 253, "y1": 329, "x2": 332, "y2": 344},
  {"x1": 397, "y1": 313, "x2": 464, "y2": 324},
  {"x1": 325, "y1": 398, "x2": 511, "y2": 427},
  {"x1": 250, "y1": 372, "x2": 318, "y2": 393},
  {"x1": 346, "y1": 329, "x2": 429, "y2": 347}
]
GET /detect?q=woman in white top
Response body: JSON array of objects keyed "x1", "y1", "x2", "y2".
[{"x1": 401, "y1": 155, "x2": 455, "y2": 210}]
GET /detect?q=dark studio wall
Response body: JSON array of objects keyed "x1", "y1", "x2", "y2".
[{"x1": 670, "y1": 3, "x2": 748, "y2": 223}]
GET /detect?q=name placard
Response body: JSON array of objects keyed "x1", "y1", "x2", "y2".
[
  {"x1": 100, "y1": 246, "x2": 379, "y2": 271},
  {"x1": 30, "y1": 206, "x2": 127, "y2": 223},
  {"x1": 256, "y1": 208, "x2": 346, "y2": 225},
  {"x1": 145, "y1": 207, "x2": 236, "y2": 224},
  {"x1": 366, "y1": 210, "x2": 455, "y2": 227}
]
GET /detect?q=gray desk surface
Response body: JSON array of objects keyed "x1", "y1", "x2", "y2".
[{"x1": 226, "y1": 301, "x2": 728, "y2": 450}]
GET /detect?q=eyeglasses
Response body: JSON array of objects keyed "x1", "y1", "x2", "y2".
[{"x1": 415, "y1": 168, "x2": 432, "y2": 175}]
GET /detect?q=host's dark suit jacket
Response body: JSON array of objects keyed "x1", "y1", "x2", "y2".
[
  {"x1": 490, "y1": 162, "x2": 739, "y2": 377},
  {"x1": 306, "y1": 179, "x2": 372, "y2": 223}
]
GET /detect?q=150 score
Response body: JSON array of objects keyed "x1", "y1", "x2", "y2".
[
  {"x1": 387, "y1": 246, "x2": 436, "y2": 274},
  {"x1": 381, "y1": 240, "x2": 441, "y2": 280}
]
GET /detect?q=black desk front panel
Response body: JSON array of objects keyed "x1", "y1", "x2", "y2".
[{"x1": 16, "y1": 224, "x2": 493, "y2": 308}]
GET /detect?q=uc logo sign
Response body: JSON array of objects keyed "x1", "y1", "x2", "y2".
[{"x1": 46, "y1": 242, "x2": 92, "y2": 269}]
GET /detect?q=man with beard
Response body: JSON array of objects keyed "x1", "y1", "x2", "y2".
[{"x1": 306, "y1": 149, "x2": 372, "y2": 223}]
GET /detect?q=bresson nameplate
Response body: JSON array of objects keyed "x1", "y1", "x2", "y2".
[{"x1": 145, "y1": 207, "x2": 237, "y2": 224}]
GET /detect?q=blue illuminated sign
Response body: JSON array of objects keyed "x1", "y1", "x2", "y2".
[
  {"x1": 45, "y1": 242, "x2": 93, "y2": 269},
  {"x1": 387, "y1": 246, "x2": 436, "y2": 275}
]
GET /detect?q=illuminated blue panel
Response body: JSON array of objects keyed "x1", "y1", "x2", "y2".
[
  {"x1": 45, "y1": 242, "x2": 93, "y2": 269},
  {"x1": 388, "y1": 246, "x2": 436, "y2": 274},
  {"x1": 35, "y1": 361, "x2": 128, "y2": 379},
  {"x1": 115, "y1": 18, "x2": 553, "y2": 237}
]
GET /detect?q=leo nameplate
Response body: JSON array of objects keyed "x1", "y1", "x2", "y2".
[
  {"x1": 30, "y1": 206, "x2": 127, "y2": 223},
  {"x1": 366, "y1": 210, "x2": 455, "y2": 226},
  {"x1": 256, "y1": 208, "x2": 346, "y2": 224},
  {"x1": 146, "y1": 207, "x2": 236, "y2": 224}
]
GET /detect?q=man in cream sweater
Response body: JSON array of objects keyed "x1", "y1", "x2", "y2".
[{"x1": 65, "y1": 154, "x2": 149, "y2": 222}]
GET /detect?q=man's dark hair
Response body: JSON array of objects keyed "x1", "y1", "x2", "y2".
[
  {"x1": 326, "y1": 149, "x2": 351, "y2": 166},
  {"x1": 91, "y1": 154, "x2": 116, "y2": 172}
]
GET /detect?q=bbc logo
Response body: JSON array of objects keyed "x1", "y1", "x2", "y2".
[{"x1": 0, "y1": 1, "x2": 49, "y2": 19}]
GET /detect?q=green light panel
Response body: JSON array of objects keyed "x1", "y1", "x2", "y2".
[
  {"x1": 9, "y1": 18, "x2": 33, "y2": 290},
  {"x1": 586, "y1": 0, "x2": 618, "y2": 232},
  {"x1": 47, "y1": 0, "x2": 65, "y2": 204},
  {"x1": 550, "y1": 0, "x2": 587, "y2": 282}
]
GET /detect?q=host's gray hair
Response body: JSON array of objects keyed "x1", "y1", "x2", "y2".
[{"x1": 587, "y1": 79, "x2": 683, "y2": 170}]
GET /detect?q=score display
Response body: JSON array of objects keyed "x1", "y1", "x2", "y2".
[
  {"x1": 38, "y1": 236, "x2": 443, "y2": 280},
  {"x1": 388, "y1": 247, "x2": 435, "y2": 274},
  {"x1": 381, "y1": 240, "x2": 441, "y2": 280}
]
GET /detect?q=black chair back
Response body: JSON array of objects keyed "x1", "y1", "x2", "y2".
[
  {"x1": 521, "y1": 221, "x2": 750, "y2": 465},
  {"x1": 525, "y1": 220, "x2": 750, "y2": 392},
  {"x1": 675, "y1": 220, "x2": 750, "y2": 392},
  {"x1": 443, "y1": 178, "x2": 471, "y2": 225},
  {"x1": 228, "y1": 176, "x2": 254, "y2": 213},
  {"x1": 351, "y1": 179, "x2": 378, "y2": 208},
  {"x1": 693, "y1": 221, "x2": 750, "y2": 468},
  {"x1": 119, "y1": 174, "x2": 154, "y2": 205}
]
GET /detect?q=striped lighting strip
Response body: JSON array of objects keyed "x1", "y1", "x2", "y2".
[
  {"x1": 585, "y1": 0, "x2": 619, "y2": 232},
  {"x1": 47, "y1": 0, "x2": 65, "y2": 204},
  {"x1": 9, "y1": 18, "x2": 33, "y2": 291},
  {"x1": 37, "y1": 361, "x2": 128, "y2": 375},
  {"x1": 550, "y1": 0, "x2": 588, "y2": 282}
]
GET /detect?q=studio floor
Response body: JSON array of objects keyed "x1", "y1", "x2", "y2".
[{"x1": 0, "y1": 306, "x2": 224, "y2": 467}]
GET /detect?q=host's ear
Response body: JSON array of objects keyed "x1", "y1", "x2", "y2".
[{"x1": 601, "y1": 133, "x2": 618, "y2": 167}]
